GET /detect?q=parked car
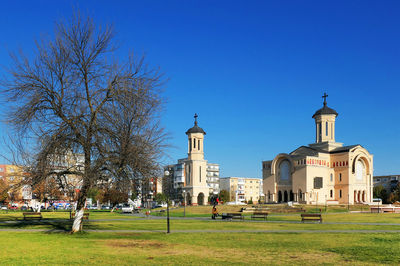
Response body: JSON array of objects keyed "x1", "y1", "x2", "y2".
[
  {"x1": 101, "y1": 205, "x2": 111, "y2": 210},
  {"x1": 21, "y1": 206, "x2": 28, "y2": 211},
  {"x1": 0, "y1": 205, "x2": 7, "y2": 210},
  {"x1": 9, "y1": 206, "x2": 18, "y2": 210},
  {"x1": 121, "y1": 204, "x2": 134, "y2": 213}
]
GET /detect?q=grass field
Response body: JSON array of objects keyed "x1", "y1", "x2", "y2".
[{"x1": 1, "y1": 206, "x2": 400, "y2": 265}]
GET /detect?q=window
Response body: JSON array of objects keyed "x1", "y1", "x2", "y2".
[
  {"x1": 330, "y1": 190, "x2": 333, "y2": 198},
  {"x1": 314, "y1": 177, "x2": 323, "y2": 189},
  {"x1": 0, "y1": 168, "x2": 3, "y2": 172},
  {"x1": 355, "y1": 160, "x2": 365, "y2": 181},
  {"x1": 339, "y1": 190, "x2": 342, "y2": 198},
  {"x1": 279, "y1": 160, "x2": 290, "y2": 181},
  {"x1": 189, "y1": 139, "x2": 192, "y2": 151},
  {"x1": 250, "y1": 181, "x2": 253, "y2": 183},
  {"x1": 330, "y1": 174, "x2": 333, "y2": 182},
  {"x1": 326, "y1": 121, "x2": 328, "y2": 136},
  {"x1": 339, "y1": 173, "x2": 342, "y2": 182},
  {"x1": 194, "y1": 138, "x2": 196, "y2": 148},
  {"x1": 198, "y1": 140, "x2": 200, "y2": 150},
  {"x1": 318, "y1": 122, "x2": 322, "y2": 140}
]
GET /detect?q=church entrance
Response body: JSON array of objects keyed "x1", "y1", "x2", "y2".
[
  {"x1": 278, "y1": 191, "x2": 282, "y2": 202},
  {"x1": 290, "y1": 190, "x2": 294, "y2": 201},
  {"x1": 197, "y1": 193, "x2": 205, "y2": 205},
  {"x1": 284, "y1": 191, "x2": 288, "y2": 202}
]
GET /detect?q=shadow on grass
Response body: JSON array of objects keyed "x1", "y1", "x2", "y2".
[{"x1": 0, "y1": 218, "x2": 104, "y2": 233}]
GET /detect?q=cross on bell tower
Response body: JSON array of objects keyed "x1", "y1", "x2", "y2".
[{"x1": 322, "y1": 92, "x2": 328, "y2": 106}]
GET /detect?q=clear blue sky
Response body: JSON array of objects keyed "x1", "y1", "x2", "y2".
[{"x1": 0, "y1": 1, "x2": 399, "y2": 178}]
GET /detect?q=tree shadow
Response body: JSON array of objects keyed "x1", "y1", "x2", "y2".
[{"x1": 0, "y1": 218, "x2": 103, "y2": 233}]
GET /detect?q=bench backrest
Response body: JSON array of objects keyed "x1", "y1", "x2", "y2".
[
  {"x1": 253, "y1": 212, "x2": 268, "y2": 215},
  {"x1": 23, "y1": 212, "x2": 41, "y2": 215},
  {"x1": 301, "y1": 213, "x2": 321, "y2": 217}
]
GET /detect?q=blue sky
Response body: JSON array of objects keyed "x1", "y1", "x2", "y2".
[{"x1": 0, "y1": 1, "x2": 399, "y2": 177}]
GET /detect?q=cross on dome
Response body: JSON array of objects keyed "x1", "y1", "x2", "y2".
[
  {"x1": 322, "y1": 92, "x2": 328, "y2": 106},
  {"x1": 194, "y1": 113, "x2": 198, "y2": 126}
]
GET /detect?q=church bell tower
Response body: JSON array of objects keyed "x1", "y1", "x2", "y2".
[
  {"x1": 186, "y1": 113, "x2": 206, "y2": 160},
  {"x1": 184, "y1": 114, "x2": 209, "y2": 205},
  {"x1": 312, "y1": 93, "x2": 338, "y2": 143}
]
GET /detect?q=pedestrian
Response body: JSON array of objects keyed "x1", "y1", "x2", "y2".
[{"x1": 212, "y1": 206, "x2": 218, "y2": 219}]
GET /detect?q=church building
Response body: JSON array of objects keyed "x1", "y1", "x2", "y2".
[{"x1": 262, "y1": 94, "x2": 373, "y2": 205}]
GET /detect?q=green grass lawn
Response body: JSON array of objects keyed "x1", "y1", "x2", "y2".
[
  {"x1": 1, "y1": 208, "x2": 400, "y2": 265},
  {"x1": 1, "y1": 231, "x2": 400, "y2": 265}
]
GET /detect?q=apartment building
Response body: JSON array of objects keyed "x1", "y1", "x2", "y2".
[{"x1": 220, "y1": 177, "x2": 263, "y2": 203}]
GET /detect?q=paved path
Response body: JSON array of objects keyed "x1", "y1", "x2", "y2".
[
  {"x1": 1, "y1": 228, "x2": 400, "y2": 234},
  {"x1": 3, "y1": 216, "x2": 400, "y2": 226}
]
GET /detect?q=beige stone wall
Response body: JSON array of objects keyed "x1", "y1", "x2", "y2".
[{"x1": 262, "y1": 146, "x2": 373, "y2": 205}]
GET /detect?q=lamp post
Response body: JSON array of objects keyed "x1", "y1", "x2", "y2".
[
  {"x1": 182, "y1": 189, "x2": 186, "y2": 217},
  {"x1": 347, "y1": 192, "x2": 350, "y2": 211},
  {"x1": 164, "y1": 170, "x2": 171, "y2": 234}
]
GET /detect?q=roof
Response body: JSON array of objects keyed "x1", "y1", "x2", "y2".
[
  {"x1": 290, "y1": 144, "x2": 361, "y2": 155},
  {"x1": 185, "y1": 125, "x2": 206, "y2": 135},
  {"x1": 186, "y1": 113, "x2": 206, "y2": 135},
  {"x1": 312, "y1": 103, "x2": 338, "y2": 118},
  {"x1": 329, "y1": 145, "x2": 360, "y2": 154}
]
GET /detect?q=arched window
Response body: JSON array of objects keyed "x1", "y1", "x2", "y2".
[
  {"x1": 330, "y1": 190, "x2": 333, "y2": 198},
  {"x1": 194, "y1": 138, "x2": 196, "y2": 149},
  {"x1": 339, "y1": 173, "x2": 342, "y2": 182},
  {"x1": 198, "y1": 140, "x2": 200, "y2": 150},
  {"x1": 355, "y1": 160, "x2": 365, "y2": 181},
  {"x1": 326, "y1": 121, "x2": 328, "y2": 136},
  {"x1": 330, "y1": 173, "x2": 333, "y2": 182},
  {"x1": 339, "y1": 189, "x2": 342, "y2": 198},
  {"x1": 279, "y1": 160, "x2": 290, "y2": 181}
]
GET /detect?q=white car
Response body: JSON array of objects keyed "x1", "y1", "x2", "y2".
[{"x1": 121, "y1": 204, "x2": 134, "y2": 213}]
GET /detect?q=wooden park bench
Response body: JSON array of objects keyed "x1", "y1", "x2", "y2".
[
  {"x1": 23, "y1": 212, "x2": 42, "y2": 220},
  {"x1": 221, "y1": 212, "x2": 244, "y2": 220},
  {"x1": 301, "y1": 213, "x2": 322, "y2": 223},
  {"x1": 251, "y1": 211, "x2": 269, "y2": 221},
  {"x1": 70, "y1": 212, "x2": 90, "y2": 220}
]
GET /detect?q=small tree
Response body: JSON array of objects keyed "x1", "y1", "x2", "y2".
[
  {"x1": 248, "y1": 197, "x2": 253, "y2": 205},
  {"x1": 373, "y1": 185, "x2": 388, "y2": 203},
  {"x1": 154, "y1": 193, "x2": 167, "y2": 204},
  {"x1": 0, "y1": 179, "x2": 8, "y2": 204},
  {"x1": 219, "y1": 190, "x2": 230, "y2": 203}
]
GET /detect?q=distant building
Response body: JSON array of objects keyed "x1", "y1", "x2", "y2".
[
  {"x1": 373, "y1": 175, "x2": 400, "y2": 191},
  {"x1": 163, "y1": 114, "x2": 220, "y2": 205},
  {"x1": 219, "y1": 177, "x2": 263, "y2": 203},
  {"x1": 0, "y1": 164, "x2": 27, "y2": 204},
  {"x1": 141, "y1": 177, "x2": 163, "y2": 208}
]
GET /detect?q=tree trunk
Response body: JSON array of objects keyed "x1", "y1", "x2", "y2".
[
  {"x1": 71, "y1": 186, "x2": 88, "y2": 233},
  {"x1": 72, "y1": 207, "x2": 85, "y2": 233}
]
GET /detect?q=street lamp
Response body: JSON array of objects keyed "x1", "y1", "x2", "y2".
[
  {"x1": 164, "y1": 170, "x2": 171, "y2": 234},
  {"x1": 182, "y1": 189, "x2": 186, "y2": 217}
]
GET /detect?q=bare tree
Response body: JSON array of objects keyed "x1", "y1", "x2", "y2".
[{"x1": 1, "y1": 14, "x2": 167, "y2": 232}]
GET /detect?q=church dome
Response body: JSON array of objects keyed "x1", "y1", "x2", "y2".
[
  {"x1": 312, "y1": 104, "x2": 338, "y2": 118},
  {"x1": 186, "y1": 114, "x2": 206, "y2": 135},
  {"x1": 312, "y1": 93, "x2": 338, "y2": 118}
]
